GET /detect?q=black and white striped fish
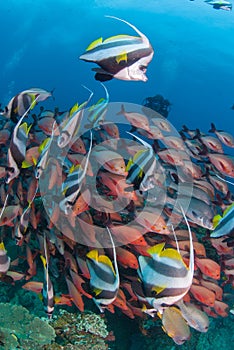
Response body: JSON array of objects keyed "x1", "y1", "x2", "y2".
[
  {"x1": 86, "y1": 227, "x2": 119, "y2": 312},
  {"x1": 86, "y1": 83, "x2": 109, "y2": 129},
  {"x1": 57, "y1": 87, "x2": 93, "y2": 148},
  {"x1": 6, "y1": 97, "x2": 39, "y2": 184},
  {"x1": 59, "y1": 131, "x2": 92, "y2": 215},
  {"x1": 0, "y1": 242, "x2": 10, "y2": 274},
  {"x1": 40, "y1": 235, "x2": 54, "y2": 318},
  {"x1": 79, "y1": 16, "x2": 154, "y2": 82},
  {"x1": 137, "y1": 206, "x2": 194, "y2": 315},
  {"x1": 0, "y1": 88, "x2": 52, "y2": 123},
  {"x1": 126, "y1": 131, "x2": 159, "y2": 191},
  {"x1": 211, "y1": 203, "x2": 234, "y2": 238}
]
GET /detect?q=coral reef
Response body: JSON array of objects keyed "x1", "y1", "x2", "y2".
[
  {"x1": 0, "y1": 303, "x2": 55, "y2": 349},
  {"x1": 44, "y1": 309, "x2": 113, "y2": 350}
]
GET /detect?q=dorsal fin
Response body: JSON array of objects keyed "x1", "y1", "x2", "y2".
[
  {"x1": 86, "y1": 37, "x2": 103, "y2": 51},
  {"x1": 147, "y1": 242, "x2": 165, "y2": 256},
  {"x1": 212, "y1": 214, "x2": 222, "y2": 228},
  {"x1": 87, "y1": 249, "x2": 99, "y2": 261},
  {"x1": 105, "y1": 15, "x2": 149, "y2": 45},
  {"x1": 160, "y1": 248, "x2": 185, "y2": 263},
  {"x1": 223, "y1": 202, "x2": 234, "y2": 217},
  {"x1": 104, "y1": 34, "x2": 139, "y2": 43},
  {"x1": 98, "y1": 255, "x2": 115, "y2": 275}
]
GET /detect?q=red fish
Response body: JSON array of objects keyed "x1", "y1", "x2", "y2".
[
  {"x1": 190, "y1": 285, "x2": 216, "y2": 306},
  {"x1": 65, "y1": 276, "x2": 84, "y2": 312},
  {"x1": 116, "y1": 247, "x2": 139, "y2": 269},
  {"x1": 22, "y1": 281, "x2": 43, "y2": 294},
  {"x1": 195, "y1": 257, "x2": 220, "y2": 280},
  {"x1": 200, "y1": 279, "x2": 223, "y2": 301},
  {"x1": 213, "y1": 300, "x2": 229, "y2": 317}
]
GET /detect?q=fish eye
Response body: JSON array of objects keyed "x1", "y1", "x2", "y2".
[{"x1": 139, "y1": 65, "x2": 147, "y2": 72}]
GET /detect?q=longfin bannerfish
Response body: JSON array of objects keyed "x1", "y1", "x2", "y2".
[
  {"x1": 79, "y1": 16, "x2": 154, "y2": 82},
  {"x1": 137, "y1": 204, "x2": 194, "y2": 315},
  {"x1": 57, "y1": 86, "x2": 93, "y2": 148},
  {"x1": 0, "y1": 88, "x2": 52, "y2": 123},
  {"x1": 35, "y1": 121, "x2": 57, "y2": 179},
  {"x1": 6, "y1": 96, "x2": 39, "y2": 184},
  {"x1": 59, "y1": 131, "x2": 93, "y2": 215},
  {"x1": 0, "y1": 242, "x2": 11, "y2": 274},
  {"x1": 86, "y1": 227, "x2": 119, "y2": 312},
  {"x1": 126, "y1": 131, "x2": 160, "y2": 191},
  {"x1": 211, "y1": 203, "x2": 234, "y2": 238},
  {"x1": 40, "y1": 234, "x2": 54, "y2": 318},
  {"x1": 87, "y1": 83, "x2": 109, "y2": 128}
]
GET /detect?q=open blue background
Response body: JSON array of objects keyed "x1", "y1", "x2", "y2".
[{"x1": 0, "y1": 0, "x2": 234, "y2": 135}]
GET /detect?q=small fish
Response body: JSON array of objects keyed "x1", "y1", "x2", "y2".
[
  {"x1": 22, "y1": 281, "x2": 44, "y2": 294},
  {"x1": 200, "y1": 279, "x2": 223, "y2": 300},
  {"x1": 162, "y1": 135, "x2": 185, "y2": 151},
  {"x1": 0, "y1": 88, "x2": 52, "y2": 123},
  {"x1": 0, "y1": 242, "x2": 10, "y2": 274},
  {"x1": 70, "y1": 137, "x2": 86, "y2": 154},
  {"x1": 189, "y1": 284, "x2": 215, "y2": 307},
  {"x1": 115, "y1": 246, "x2": 139, "y2": 269},
  {"x1": 209, "y1": 123, "x2": 234, "y2": 148},
  {"x1": 205, "y1": 0, "x2": 232, "y2": 10},
  {"x1": 176, "y1": 300, "x2": 209, "y2": 333},
  {"x1": 117, "y1": 105, "x2": 150, "y2": 131},
  {"x1": 135, "y1": 210, "x2": 170, "y2": 234},
  {"x1": 211, "y1": 203, "x2": 234, "y2": 238},
  {"x1": 213, "y1": 300, "x2": 229, "y2": 317},
  {"x1": 37, "y1": 116, "x2": 60, "y2": 136},
  {"x1": 208, "y1": 153, "x2": 234, "y2": 178},
  {"x1": 195, "y1": 257, "x2": 220, "y2": 279},
  {"x1": 151, "y1": 117, "x2": 171, "y2": 132},
  {"x1": 80, "y1": 16, "x2": 154, "y2": 82},
  {"x1": 65, "y1": 276, "x2": 84, "y2": 312},
  {"x1": 110, "y1": 224, "x2": 147, "y2": 246},
  {"x1": 86, "y1": 227, "x2": 119, "y2": 312},
  {"x1": 69, "y1": 269, "x2": 92, "y2": 299},
  {"x1": 157, "y1": 149, "x2": 185, "y2": 166},
  {"x1": 92, "y1": 146, "x2": 126, "y2": 175},
  {"x1": 197, "y1": 134, "x2": 223, "y2": 153},
  {"x1": 181, "y1": 196, "x2": 214, "y2": 230},
  {"x1": 160, "y1": 306, "x2": 191, "y2": 345},
  {"x1": 0, "y1": 205, "x2": 20, "y2": 227}
]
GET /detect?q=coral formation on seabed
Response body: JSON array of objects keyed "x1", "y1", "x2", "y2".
[
  {"x1": 0, "y1": 303, "x2": 55, "y2": 349},
  {"x1": 44, "y1": 309, "x2": 114, "y2": 350}
]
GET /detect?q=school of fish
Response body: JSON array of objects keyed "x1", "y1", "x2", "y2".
[{"x1": 0, "y1": 16, "x2": 233, "y2": 346}]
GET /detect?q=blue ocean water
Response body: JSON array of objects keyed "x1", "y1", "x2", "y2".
[{"x1": 0, "y1": 0, "x2": 234, "y2": 134}]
